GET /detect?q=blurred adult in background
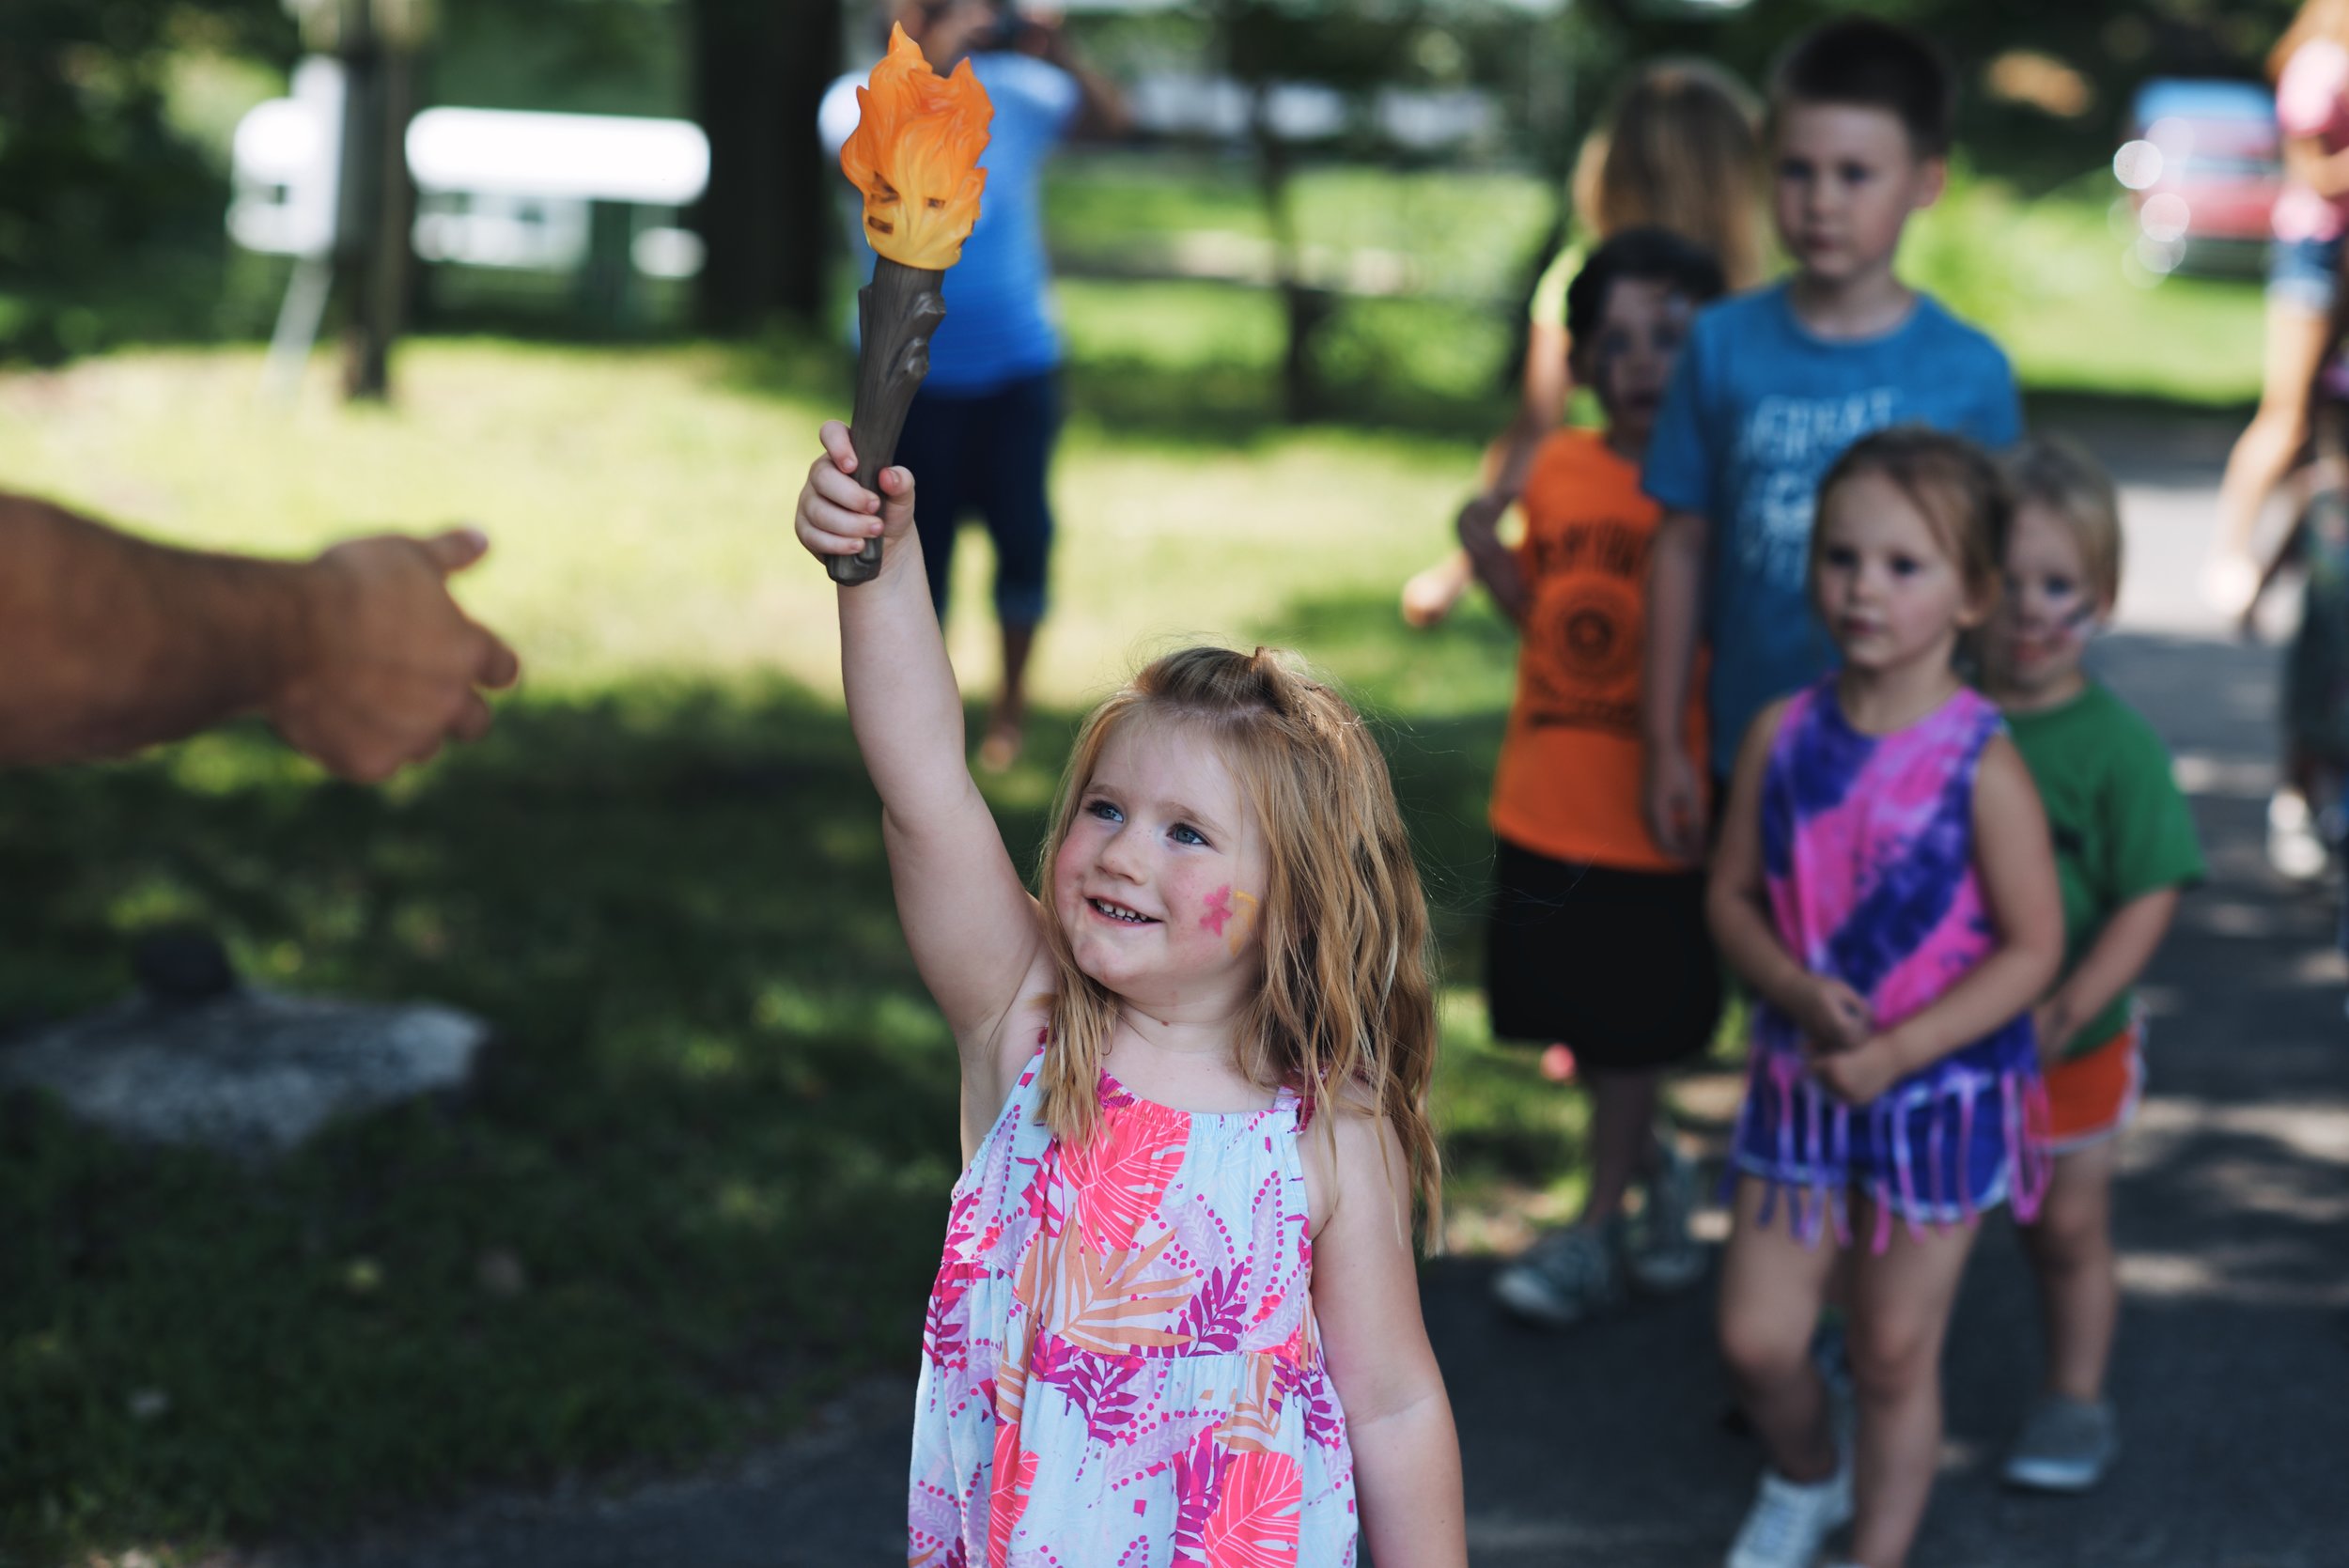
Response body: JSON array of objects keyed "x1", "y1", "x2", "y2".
[
  {"x1": 1400, "y1": 60, "x2": 1767, "y2": 628},
  {"x1": 0, "y1": 492, "x2": 519, "y2": 781},
  {"x1": 819, "y1": 0, "x2": 1129, "y2": 771},
  {"x1": 2209, "y1": 0, "x2": 2349, "y2": 615}
]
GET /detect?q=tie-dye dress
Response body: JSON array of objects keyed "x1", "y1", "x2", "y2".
[
  {"x1": 910, "y1": 1044, "x2": 1356, "y2": 1567},
  {"x1": 1729, "y1": 679, "x2": 2051, "y2": 1252}
]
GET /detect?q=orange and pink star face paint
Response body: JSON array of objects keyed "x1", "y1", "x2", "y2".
[{"x1": 1200, "y1": 884, "x2": 1260, "y2": 957}]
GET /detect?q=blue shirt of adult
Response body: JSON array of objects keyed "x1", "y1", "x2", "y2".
[
  {"x1": 1641, "y1": 283, "x2": 2022, "y2": 776},
  {"x1": 820, "y1": 52, "x2": 1079, "y2": 393}
]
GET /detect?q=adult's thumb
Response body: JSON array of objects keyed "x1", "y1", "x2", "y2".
[{"x1": 423, "y1": 526, "x2": 491, "y2": 576}]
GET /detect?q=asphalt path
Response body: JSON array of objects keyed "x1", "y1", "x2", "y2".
[{"x1": 272, "y1": 411, "x2": 2349, "y2": 1567}]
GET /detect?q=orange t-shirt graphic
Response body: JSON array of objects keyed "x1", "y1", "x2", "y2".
[{"x1": 1488, "y1": 428, "x2": 1706, "y2": 871}]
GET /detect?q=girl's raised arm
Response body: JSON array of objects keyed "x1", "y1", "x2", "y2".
[{"x1": 796, "y1": 422, "x2": 1045, "y2": 1050}]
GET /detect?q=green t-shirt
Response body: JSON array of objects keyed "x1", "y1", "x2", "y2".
[{"x1": 2004, "y1": 681, "x2": 2205, "y2": 1058}]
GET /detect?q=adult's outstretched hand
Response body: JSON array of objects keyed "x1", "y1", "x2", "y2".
[{"x1": 270, "y1": 528, "x2": 521, "y2": 782}]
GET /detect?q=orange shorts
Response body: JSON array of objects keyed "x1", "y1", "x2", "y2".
[{"x1": 2044, "y1": 1020, "x2": 2144, "y2": 1153}]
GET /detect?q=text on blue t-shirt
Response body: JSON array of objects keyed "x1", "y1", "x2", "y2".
[{"x1": 1641, "y1": 283, "x2": 2022, "y2": 774}]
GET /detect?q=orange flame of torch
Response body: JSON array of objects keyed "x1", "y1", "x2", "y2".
[{"x1": 839, "y1": 24, "x2": 993, "y2": 272}]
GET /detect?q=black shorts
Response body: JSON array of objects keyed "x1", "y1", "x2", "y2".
[{"x1": 1484, "y1": 836, "x2": 1722, "y2": 1071}]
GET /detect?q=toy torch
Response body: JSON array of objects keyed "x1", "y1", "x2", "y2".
[{"x1": 829, "y1": 23, "x2": 993, "y2": 584}]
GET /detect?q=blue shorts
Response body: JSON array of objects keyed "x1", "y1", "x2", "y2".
[
  {"x1": 1728, "y1": 1025, "x2": 2050, "y2": 1251},
  {"x1": 2267, "y1": 234, "x2": 2344, "y2": 314},
  {"x1": 894, "y1": 372, "x2": 1062, "y2": 627}
]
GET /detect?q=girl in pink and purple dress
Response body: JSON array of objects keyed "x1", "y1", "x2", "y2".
[
  {"x1": 794, "y1": 421, "x2": 1467, "y2": 1568},
  {"x1": 1705, "y1": 429, "x2": 2064, "y2": 1568}
]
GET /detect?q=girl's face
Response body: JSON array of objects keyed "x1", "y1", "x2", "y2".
[
  {"x1": 1812, "y1": 469, "x2": 1984, "y2": 675},
  {"x1": 1986, "y1": 500, "x2": 2103, "y2": 700},
  {"x1": 1050, "y1": 721, "x2": 1269, "y2": 1015}
]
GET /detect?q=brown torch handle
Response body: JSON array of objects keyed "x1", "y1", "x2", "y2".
[{"x1": 830, "y1": 258, "x2": 949, "y2": 585}]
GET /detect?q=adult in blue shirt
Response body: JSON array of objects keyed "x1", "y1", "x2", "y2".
[{"x1": 821, "y1": 0, "x2": 1128, "y2": 770}]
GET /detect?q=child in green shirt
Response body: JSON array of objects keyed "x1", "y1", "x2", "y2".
[{"x1": 1980, "y1": 437, "x2": 2205, "y2": 1497}]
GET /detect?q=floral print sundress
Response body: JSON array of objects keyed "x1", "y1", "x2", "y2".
[{"x1": 909, "y1": 1041, "x2": 1357, "y2": 1567}]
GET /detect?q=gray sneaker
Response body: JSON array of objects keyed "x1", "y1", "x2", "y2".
[
  {"x1": 1493, "y1": 1222, "x2": 1624, "y2": 1328},
  {"x1": 2001, "y1": 1396, "x2": 2118, "y2": 1493},
  {"x1": 1626, "y1": 1131, "x2": 1705, "y2": 1293}
]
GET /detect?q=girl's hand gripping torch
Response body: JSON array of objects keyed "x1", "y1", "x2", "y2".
[{"x1": 829, "y1": 24, "x2": 993, "y2": 584}]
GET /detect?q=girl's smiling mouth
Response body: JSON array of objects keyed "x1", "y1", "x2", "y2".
[{"x1": 1086, "y1": 896, "x2": 1158, "y2": 924}]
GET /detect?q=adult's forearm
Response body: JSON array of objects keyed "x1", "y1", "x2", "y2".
[{"x1": 0, "y1": 494, "x2": 308, "y2": 766}]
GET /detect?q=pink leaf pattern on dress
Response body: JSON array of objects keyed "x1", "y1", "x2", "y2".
[
  {"x1": 985, "y1": 1423, "x2": 1038, "y2": 1568},
  {"x1": 1059, "y1": 1092, "x2": 1190, "y2": 1253},
  {"x1": 1172, "y1": 1425, "x2": 1231, "y2": 1563},
  {"x1": 909, "y1": 1053, "x2": 1352, "y2": 1565},
  {"x1": 1199, "y1": 1448, "x2": 1303, "y2": 1567},
  {"x1": 1176, "y1": 1265, "x2": 1250, "y2": 1355},
  {"x1": 1031, "y1": 1332, "x2": 1148, "y2": 1444}
]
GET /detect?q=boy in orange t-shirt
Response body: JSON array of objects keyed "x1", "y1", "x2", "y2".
[{"x1": 1457, "y1": 229, "x2": 1726, "y2": 1327}]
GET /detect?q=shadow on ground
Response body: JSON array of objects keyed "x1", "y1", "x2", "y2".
[{"x1": 14, "y1": 604, "x2": 2345, "y2": 1567}]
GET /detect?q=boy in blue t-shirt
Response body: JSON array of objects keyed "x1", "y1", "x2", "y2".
[{"x1": 1638, "y1": 17, "x2": 2021, "y2": 868}]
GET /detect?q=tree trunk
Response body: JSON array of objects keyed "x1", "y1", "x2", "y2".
[
  {"x1": 1251, "y1": 85, "x2": 1326, "y2": 425},
  {"x1": 340, "y1": 34, "x2": 416, "y2": 400},
  {"x1": 691, "y1": 0, "x2": 842, "y2": 334}
]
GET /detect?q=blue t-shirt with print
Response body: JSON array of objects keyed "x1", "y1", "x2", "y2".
[
  {"x1": 1642, "y1": 283, "x2": 2021, "y2": 775},
  {"x1": 820, "y1": 52, "x2": 1079, "y2": 392}
]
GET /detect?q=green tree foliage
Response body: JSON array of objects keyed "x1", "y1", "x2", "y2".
[{"x1": 0, "y1": 2, "x2": 296, "y2": 286}]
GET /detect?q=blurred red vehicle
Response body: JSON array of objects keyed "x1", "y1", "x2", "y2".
[{"x1": 2114, "y1": 78, "x2": 2282, "y2": 278}]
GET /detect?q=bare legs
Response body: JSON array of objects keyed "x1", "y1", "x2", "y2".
[
  {"x1": 1719, "y1": 1178, "x2": 1981, "y2": 1568},
  {"x1": 2211, "y1": 298, "x2": 2334, "y2": 608},
  {"x1": 1843, "y1": 1214, "x2": 1978, "y2": 1568},
  {"x1": 2016, "y1": 1140, "x2": 2119, "y2": 1404},
  {"x1": 1579, "y1": 1065, "x2": 1663, "y2": 1226},
  {"x1": 978, "y1": 619, "x2": 1036, "y2": 772}
]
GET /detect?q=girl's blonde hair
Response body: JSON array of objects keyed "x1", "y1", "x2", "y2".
[
  {"x1": 1034, "y1": 645, "x2": 1443, "y2": 1245},
  {"x1": 2272, "y1": 0, "x2": 2349, "y2": 82},
  {"x1": 2004, "y1": 436, "x2": 2123, "y2": 609},
  {"x1": 1812, "y1": 426, "x2": 2014, "y2": 612},
  {"x1": 1573, "y1": 59, "x2": 1768, "y2": 291}
]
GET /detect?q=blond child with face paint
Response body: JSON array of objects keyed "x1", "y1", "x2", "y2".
[
  {"x1": 794, "y1": 427, "x2": 1467, "y2": 1566},
  {"x1": 1981, "y1": 438, "x2": 2204, "y2": 1496}
]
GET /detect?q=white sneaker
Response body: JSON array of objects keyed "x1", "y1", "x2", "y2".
[
  {"x1": 1725, "y1": 1457, "x2": 1853, "y2": 1568},
  {"x1": 2269, "y1": 789, "x2": 2330, "y2": 882}
]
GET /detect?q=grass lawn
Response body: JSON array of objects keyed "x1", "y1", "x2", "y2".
[
  {"x1": 1039, "y1": 155, "x2": 2273, "y2": 410},
  {"x1": 0, "y1": 156, "x2": 2271, "y2": 1559},
  {"x1": 0, "y1": 339, "x2": 1587, "y2": 1563}
]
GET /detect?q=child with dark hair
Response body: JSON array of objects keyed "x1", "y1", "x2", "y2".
[
  {"x1": 1707, "y1": 427, "x2": 2063, "y2": 1568},
  {"x1": 1457, "y1": 229, "x2": 1729, "y2": 1327},
  {"x1": 1771, "y1": 14, "x2": 1956, "y2": 156},
  {"x1": 1641, "y1": 14, "x2": 2020, "y2": 866}
]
